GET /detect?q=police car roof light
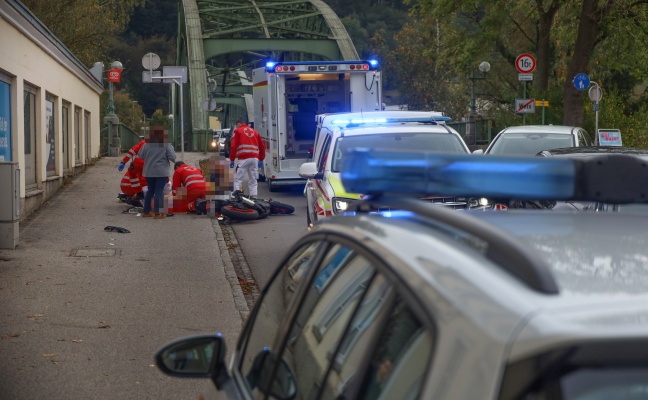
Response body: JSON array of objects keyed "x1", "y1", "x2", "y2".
[
  {"x1": 342, "y1": 149, "x2": 575, "y2": 200},
  {"x1": 330, "y1": 116, "x2": 451, "y2": 126},
  {"x1": 341, "y1": 149, "x2": 648, "y2": 204}
]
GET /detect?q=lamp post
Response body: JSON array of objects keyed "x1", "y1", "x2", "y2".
[
  {"x1": 469, "y1": 61, "x2": 490, "y2": 116},
  {"x1": 168, "y1": 114, "x2": 175, "y2": 146},
  {"x1": 465, "y1": 61, "x2": 490, "y2": 147},
  {"x1": 104, "y1": 60, "x2": 123, "y2": 156}
]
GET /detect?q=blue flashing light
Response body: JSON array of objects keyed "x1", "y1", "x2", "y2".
[
  {"x1": 369, "y1": 59, "x2": 379, "y2": 68},
  {"x1": 331, "y1": 116, "x2": 451, "y2": 126},
  {"x1": 265, "y1": 61, "x2": 277, "y2": 71},
  {"x1": 341, "y1": 149, "x2": 576, "y2": 200}
]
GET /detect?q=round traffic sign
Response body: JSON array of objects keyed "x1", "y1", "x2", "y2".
[
  {"x1": 588, "y1": 85, "x2": 602, "y2": 102},
  {"x1": 573, "y1": 73, "x2": 590, "y2": 91},
  {"x1": 515, "y1": 53, "x2": 536, "y2": 73},
  {"x1": 142, "y1": 52, "x2": 161, "y2": 70}
]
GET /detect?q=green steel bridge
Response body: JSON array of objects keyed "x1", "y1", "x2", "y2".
[{"x1": 174, "y1": 0, "x2": 359, "y2": 151}]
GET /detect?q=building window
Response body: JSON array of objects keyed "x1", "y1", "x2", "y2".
[
  {"x1": 24, "y1": 85, "x2": 37, "y2": 189},
  {"x1": 62, "y1": 103, "x2": 70, "y2": 172},
  {"x1": 84, "y1": 112, "x2": 91, "y2": 163},
  {"x1": 0, "y1": 72, "x2": 11, "y2": 162},
  {"x1": 74, "y1": 107, "x2": 81, "y2": 164},
  {"x1": 46, "y1": 94, "x2": 56, "y2": 176}
]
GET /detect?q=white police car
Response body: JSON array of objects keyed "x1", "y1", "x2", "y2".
[
  {"x1": 156, "y1": 149, "x2": 648, "y2": 400},
  {"x1": 299, "y1": 111, "x2": 470, "y2": 226}
]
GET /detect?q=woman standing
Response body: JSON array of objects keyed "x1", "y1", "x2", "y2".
[{"x1": 138, "y1": 129, "x2": 176, "y2": 219}]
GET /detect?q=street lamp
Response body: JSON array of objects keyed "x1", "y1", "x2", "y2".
[
  {"x1": 100, "y1": 60, "x2": 123, "y2": 156},
  {"x1": 168, "y1": 114, "x2": 175, "y2": 146},
  {"x1": 469, "y1": 61, "x2": 490, "y2": 116},
  {"x1": 106, "y1": 60, "x2": 123, "y2": 116}
]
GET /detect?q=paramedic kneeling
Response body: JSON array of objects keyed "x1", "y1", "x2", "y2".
[
  {"x1": 229, "y1": 117, "x2": 265, "y2": 199},
  {"x1": 170, "y1": 161, "x2": 207, "y2": 213}
]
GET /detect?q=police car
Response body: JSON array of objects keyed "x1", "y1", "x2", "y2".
[
  {"x1": 155, "y1": 149, "x2": 648, "y2": 400},
  {"x1": 299, "y1": 111, "x2": 471, "y2": 226}
]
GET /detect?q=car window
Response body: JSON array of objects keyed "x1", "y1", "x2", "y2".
[
  {"x1": 499, "y1": 342, "x2": 648, "y2": 400},
  {"x1": 578, "y1": 130, "x2": 591, "y2": 146},
  {"x1": 278, "y1": 244, "x2": 377, "y2": 400},
  {"x1": 237, "y1": 241, "x2": 323, "y2": 397},
  {"x1": 331, "y1": 132, "x2": 468, "y2": 172},
  {"x1": 488, "y1": 133, "x2": 574, "y2": 156},
  {"x1": 355, "y1": 295, "x2": 432, "y2": 400},
  {"x1": 317, "y1": 134, "x2": 332, "y2": 173}
]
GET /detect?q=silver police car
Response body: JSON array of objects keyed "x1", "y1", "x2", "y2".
[{"x1": 156, "y1": 149, "x2": 648, "y2": 400}]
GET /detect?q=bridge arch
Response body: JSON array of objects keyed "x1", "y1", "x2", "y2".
[{"x1": 175, "y1": 0, "x2": 358, "y2": 150}]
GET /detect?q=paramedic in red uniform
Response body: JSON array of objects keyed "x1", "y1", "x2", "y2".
[
  {"x1": 170, "y1": 161, "x2": 206, "y2": 212},
  {"x1": 118, "y1": 139, "x2": 147, "y2": 194},
  {"x1": 229, "y1": 117, "x2": 265, "y2": 199}
]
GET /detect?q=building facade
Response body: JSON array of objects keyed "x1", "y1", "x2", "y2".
[{"x1": 0, "y1": 0, "x2": 103, "y2": 220}]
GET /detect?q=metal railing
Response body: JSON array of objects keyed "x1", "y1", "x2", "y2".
[{"x1": 100, "y1": 124, "x2": 143, "y2": 156}]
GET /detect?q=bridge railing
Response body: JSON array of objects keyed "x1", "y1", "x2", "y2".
[{"x1": 100, "y1": 124, "x2": 143, "y2": 157}]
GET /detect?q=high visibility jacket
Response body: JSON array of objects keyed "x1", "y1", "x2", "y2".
[
  {"x1": 121, "y1": 140, "x2": 146, "y2": 164},
  {"x1": 172, "y1": 164, "x2": 206, "y2": 193},
  {"x1": 120, "y1": 170, "x2": 141, "y2": 196},
  {"x1": 230, "y1": 124, "x2": 265, "y2": 161}
]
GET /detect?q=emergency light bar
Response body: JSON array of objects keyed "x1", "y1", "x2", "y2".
[
  {"x1": 341, "y1": 149, "x2": 648, "y2": 203},
  {"x1": 331, "y1": 116, "x2": 452, "y2": 126},
  {"x1": 264, "y1": 60, "x2": 379, "y2": 73}
]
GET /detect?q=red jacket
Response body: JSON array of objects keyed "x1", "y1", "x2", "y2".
[
  {"x1": 121, "y1": 140, "x2": 146, "y2": 164},
  {"x1": 230, "y1": 124, "x2": 265, "y2": 161},
  {"x1": 172, "y1": 164, "x2": 206, "y2": 193}
]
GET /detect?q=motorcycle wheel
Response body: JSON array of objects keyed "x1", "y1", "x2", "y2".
[
  {"x1": 269, "y1": 201, "x2": 295, "y2": 215},
  {"x1": 221, "y1": 205, "x2": 259, "y2": 221}
]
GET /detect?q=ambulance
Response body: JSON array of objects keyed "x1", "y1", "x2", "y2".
[
  {"x1": 299, "y1": 111, "x2": 471, "y2": 226},
  {"x1": 252, "y1": 60, "x2": 382, "y2": 191}
]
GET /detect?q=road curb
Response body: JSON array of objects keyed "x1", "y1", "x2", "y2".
[{"x1": 212, "y1": 218, "x2": 253, "y2": 322}]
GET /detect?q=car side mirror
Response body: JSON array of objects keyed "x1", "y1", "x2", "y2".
[
  {"x1": 472, "y1": 149, "x2": 484, "y2": 155},
  {"x1": 246, "y1": 350, "x2": 297, "y2": 400},
  {"x1": 155, "y1": 334, "x2": 229, "y2": 388},
  {"x1": 299, "y1": 162, "x2": 323, "y2": 180}
]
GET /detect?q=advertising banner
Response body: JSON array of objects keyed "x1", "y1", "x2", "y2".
[{"x1": 0, "y1": 81, "x2": 11, "y2": 161}]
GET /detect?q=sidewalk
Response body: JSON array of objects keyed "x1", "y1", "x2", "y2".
[{"x1": 0, "y1": 153, "x2": 246, "y2": 399}]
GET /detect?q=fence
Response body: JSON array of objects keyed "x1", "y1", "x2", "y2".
[
  {"x1": 99, "y1": 123, "x2": 143, "y2": 157},
  {"x1": 447, "y1": 119, "x2": 496, "y2": 148}
]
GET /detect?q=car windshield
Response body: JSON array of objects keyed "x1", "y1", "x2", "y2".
[
  {"x1": 331, "y1": 132, "x2": 467, "y2": 172},
  {"x1": 488, "y1": 132, "x2": 574, "y2": 156}
]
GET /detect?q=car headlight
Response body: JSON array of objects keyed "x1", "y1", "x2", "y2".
[
  {"x1": 333, "y1": 197, "x2": 358, "y2": 214},
  {"x1": 211, "y1": 140, "x2": 217, "y2": 148}
]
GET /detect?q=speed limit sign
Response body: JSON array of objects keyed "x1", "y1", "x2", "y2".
[{"x1": 515, "y1": 54, "x2": 536, "y2": 74}]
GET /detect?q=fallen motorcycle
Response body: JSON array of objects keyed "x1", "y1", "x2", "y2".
[{"x1": 194, "y1": 191, "x2": 295, "y2": 221}]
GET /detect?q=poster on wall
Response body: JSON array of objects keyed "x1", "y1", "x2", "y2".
[
  {"x1": 0, "y1": 81, "x2": 11, "y2": 161},
  {"x1": 46, "y1": 98, "x2": 55, "y2": 172}
]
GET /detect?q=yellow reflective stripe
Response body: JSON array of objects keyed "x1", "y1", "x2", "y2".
[{"x1": 328, "y1": 173, "x2": 362, "y2": 199}]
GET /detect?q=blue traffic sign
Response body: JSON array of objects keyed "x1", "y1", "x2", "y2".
[{"x1": 573, "y1": 73, "x2": 590, "y2": 91}]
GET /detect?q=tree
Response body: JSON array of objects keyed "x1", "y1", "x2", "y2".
[
  {"x1": 22, "y1": 0, "x2": 146, "y2": 66},
  {"x1": 411, "y1": 0, "x2": 648, "y2": 127},
  {"x1": 149, "y1": 109, "x2": 168, "y2": 127}
]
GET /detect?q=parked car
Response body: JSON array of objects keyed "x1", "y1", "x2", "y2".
[
  {"x1": 156, "y1": 150, "x2": 648, "y2": 400},
  {"x1": 299, "y1": 111, "x2": 471, "y2": 226},
  {"x1": 211, "y1": 128, "x2": 231, "y2": 155},
  {"x1": 473, "y1": 125, "x2": 592, "y2": 156},
  {"x1": 534, "y1": 145, "x2": 648, "y2": 212}
]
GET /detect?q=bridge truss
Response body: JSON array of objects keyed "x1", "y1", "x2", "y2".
[{"x1": 176, "y1": 0, "x2": 358, "y2": 150}]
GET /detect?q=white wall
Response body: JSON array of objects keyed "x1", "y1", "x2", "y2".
[{"x1": 0, "y1": 1, "x2": 102, "y2": 200}]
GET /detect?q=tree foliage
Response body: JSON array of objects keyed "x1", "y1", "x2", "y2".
[
  {"x1": 22, "y1": 0, "x2": 146, "y2": 67},
  {"x1": 409, "y1": 0, "x2": 648, "y2": 135}
]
